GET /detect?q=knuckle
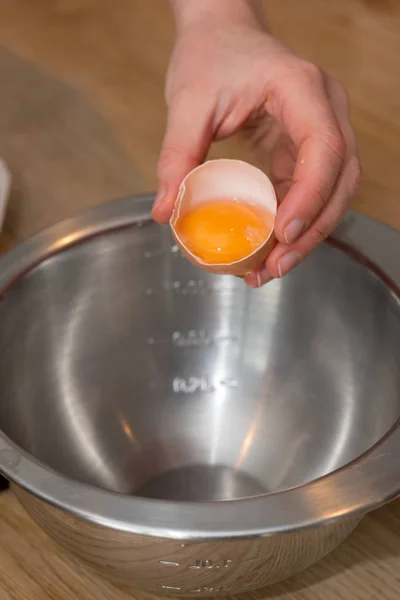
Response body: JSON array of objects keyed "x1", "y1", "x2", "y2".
[
  {"x1": 168, "y1": 85, "x2": 192, "y2": 109},
  {"x1": 348, "y1": 156, "x2": 362, "y2": 191},
  {"x1": 157, "y1": 145, "x2": 185, "y2": 173},
  {"x1": 334, "y1": 81, "x2": 350, "y2": 110},
  {"x1": 167, "y1": 78, "x2": 202, "y2": 110},
  {"x1": 301, "y1": 61, "x2": 324, "y2": 85},
  {"x1": 321, "y1": 128, "x2": 346, "y2": 163},
  {"x1": 158, "y1": 142, "x2": 201, "y2": 179},
  {"x1": 310, "y1": 224, "x2": 330, "y2": 245},
  {"x1": 312, "y1": 188, "x2": 328, "y2": 214},
  {"x1": 158, "y1": 144, "x2": 180, "y2": 164}
]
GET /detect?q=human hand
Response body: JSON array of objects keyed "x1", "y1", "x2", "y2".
[
  {"x1": 0, "y1": 160, "x2": 11, "y2": 233},
  {"x1": 153, "y1": 0, "x2": 361, "y2": 285}
]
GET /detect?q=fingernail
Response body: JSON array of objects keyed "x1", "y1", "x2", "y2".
[
  {"x1": 278, "y1": 251, "x2": 302, "y2": 277},
  {"x1": 284, "y1": 219, "x2": 306, "y2": 244},
  {"x1": 245, "y1": 266, "x2": 273, "y2": 288},
  {"x1": 153, "y1": 187, "x2": 166, "y2": 209},
  {"x1": 153, "y1": 187, "x2": 167, "y2": 209}
]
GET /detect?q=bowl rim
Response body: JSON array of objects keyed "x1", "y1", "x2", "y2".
[{"x1": 0, "y1": 194, "x2": 400, "y2": 540}]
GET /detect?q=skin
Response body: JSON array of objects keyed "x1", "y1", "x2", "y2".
[{"x1": 152, "y1": 0, "x2": 361, "y2": 287}]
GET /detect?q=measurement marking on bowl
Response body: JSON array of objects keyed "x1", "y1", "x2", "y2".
[
  {"x1": 173, "y1": 377, "x2": 214, "y2": 394},
  {"x1": 215, "y1": 333, "x2": 238, "y2": 342},
  {"x1": 163, "y1": 280, "x2": 213, "y2": 295},
  {"x1": 160, "y1": 585, "x2": 182, "y2": 591},
  {"x1": 189, "y1": 559, "x2": 233, "y2": 570},
  {"x1": 187, "y1": 586, "x2": 232, "y2": 594},
  {"x1": 159, "y1": 560, "x2": 180, "y2": 567},
  {"x1": 160, "y1": 584, "x2": 232, "y2": 594},
  {"x1": 171, "y1": 376, "x2": 239, "y2": 393},
  {"x1": 171, "y1": 330, "x2": 238, "y2": 347},
  {"x1": 240, "y1": 556, "x2": 262, "y2": 565},
  {"x1": 220, "y1": 378, "x2": 238, "y2": 388},
  {"x1": 172, "y1": 330, "x2": 212, "y2": 347}
]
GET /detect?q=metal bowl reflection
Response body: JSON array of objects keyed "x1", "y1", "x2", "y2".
[{"x1": 0, "y1": 196, "x2": 399, "y2": 595}]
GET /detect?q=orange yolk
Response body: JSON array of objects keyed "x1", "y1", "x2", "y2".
[{"x1": 177, "y1": 199, "x2": 272, "y2": 264}]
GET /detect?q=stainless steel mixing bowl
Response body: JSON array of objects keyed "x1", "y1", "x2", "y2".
[{"x1": 0, "y1": 195, "x2": 399, "y2": 596}]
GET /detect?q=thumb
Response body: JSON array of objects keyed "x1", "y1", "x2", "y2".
[{"x1": 152, "y1": 95, "x2": 214, "y2": 223}]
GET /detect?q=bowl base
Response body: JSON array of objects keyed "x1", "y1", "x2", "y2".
[{"x1": 135, "y1": 464, "x2": 267, "y2": 502}]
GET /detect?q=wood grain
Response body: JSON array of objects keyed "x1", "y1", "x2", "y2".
[
  {"x1": 0, "y1": 0, "x2": 399, "y2": 599},
  {"x1": 13, "y1": 485, "x2": 360, "y2": 596}
]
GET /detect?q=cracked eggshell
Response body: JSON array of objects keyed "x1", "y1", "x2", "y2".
[{"x1": 170, "y1": 159, "x2": 277, "y2": 276}]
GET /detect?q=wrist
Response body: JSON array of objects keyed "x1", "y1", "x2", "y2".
[{"x1": 169, "y1": 0, "x2": 266, "y2": 33}]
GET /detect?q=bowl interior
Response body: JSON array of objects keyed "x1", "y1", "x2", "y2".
[{"x1": 0, "y1": 222, "x2": 399, "y2": 502}]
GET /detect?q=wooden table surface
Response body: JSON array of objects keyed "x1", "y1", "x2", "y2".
[{"x1": 0, "y1": 0, "x2": 399, "y2": 598}]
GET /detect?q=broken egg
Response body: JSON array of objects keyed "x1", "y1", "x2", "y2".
[{"x1": 170, "y1": 159, "x2": 277, "y2": 276}]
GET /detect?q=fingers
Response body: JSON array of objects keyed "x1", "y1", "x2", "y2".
[
  {"x1": 265, "y1": 154, "x2": 361, "y2": 279},
  {"x1": 152, "y1": 93, "x2": 213, "y2": 223},
  {"x1": 266, "y1": 64, "x2": 346, "y2": 246},
  {"x1": 246, "y1": 74, "x2": 361, "y2": 287},
  {"x1": 246, "y1": 154, "x2": 359, "y2": 287},
  {"x1": 269, "y1": 135, "x2": 297, "y2": 202},
  {"x1": 274, "y1": 132, "x2": 344, "y2": 244}
]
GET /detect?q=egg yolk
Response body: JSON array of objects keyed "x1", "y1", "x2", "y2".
[{"x1": 177, "y1": 199, "x2": 272, "y2": 264}]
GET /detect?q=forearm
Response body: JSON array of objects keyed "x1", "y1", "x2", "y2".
[{"x1": 168, "y1": 0, "x2": 267, "y2": 32}]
